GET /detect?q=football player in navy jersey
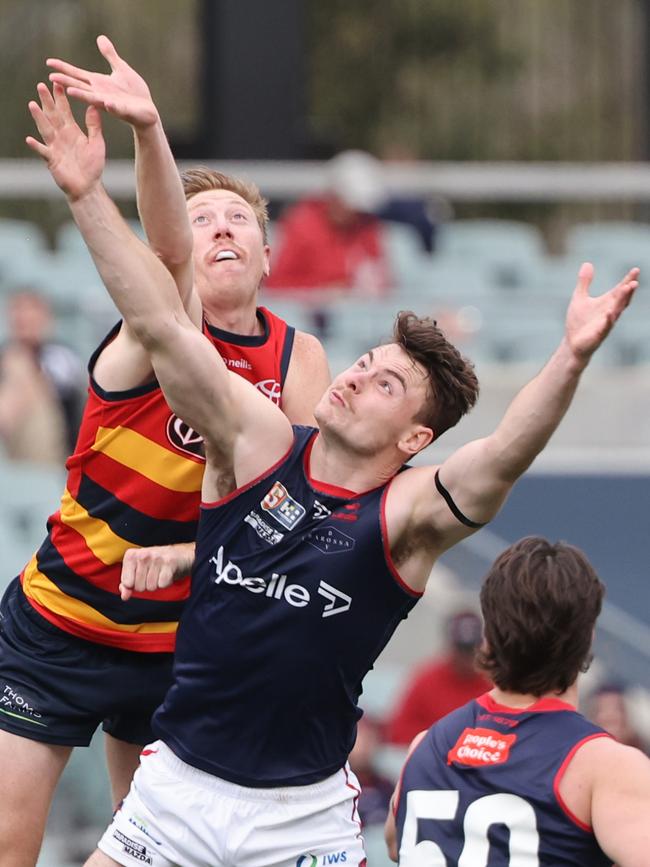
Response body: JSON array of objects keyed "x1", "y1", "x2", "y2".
[
  {"x1": 28, "y1": 82, "x2": 640, "y2": 867},
  {"x1": 386, "y1": 536, "x2": 650, "y2": 866}
]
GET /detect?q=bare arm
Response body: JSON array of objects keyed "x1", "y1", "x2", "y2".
[
  {"x1": 562, "y1": 736, "x2": 650, "y2": 866},
  {"x1": 281, "y1": 330, "x2": 331, "y2": 425},
  {"x1": 411, "y1": 264, "x2": 638, "y2": 541},
  {"x1": 591, "y1": 743, "x2": 650, "y2": 866},
  {"x1": 27, "y1": 84, "x2": 292, "y2": 496},
  {"x1": 47, "y1": 35, "x2": 199, "y2": 319},
  {"x1": 384, "y1": 730, "x2": 427, "y2": 862}
]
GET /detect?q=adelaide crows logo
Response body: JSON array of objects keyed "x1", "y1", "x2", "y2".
[{"x1": 166, "y1": 414, "x2": 206, "y2": 459}]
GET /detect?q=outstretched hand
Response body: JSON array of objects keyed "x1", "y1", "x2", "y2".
[
  {"x1": 47, "y1": 34, "x2": 158, "y2": 130},
  {"x1": 564, "y1": 263, "x2": 638, "y2": 362},
  {"x1": 26, "y1": 82, "x2": 105, "y2": 201}
]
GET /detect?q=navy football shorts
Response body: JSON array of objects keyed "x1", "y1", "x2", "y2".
[{"x1": 0, "y1": 578, "x2": 174, "y2": 747}]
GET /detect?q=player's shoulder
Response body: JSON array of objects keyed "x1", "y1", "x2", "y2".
[
  {"x1": 387, "y1": 463, "x2": 439, "y2": 504},
  {"x1": 573, "y1": 733, "x2": 649, "y2": 769},
  {"x1": 288, "y1": 329, "x2": 329, "y2": 373}
]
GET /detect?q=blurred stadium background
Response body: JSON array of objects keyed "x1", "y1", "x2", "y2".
[{"x1": 0, "y1": 1, "x2": 649, "y2": 863}]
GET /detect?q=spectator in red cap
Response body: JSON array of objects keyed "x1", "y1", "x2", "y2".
[{"x1": 386, "y1": 610, "x2": 490, "y2": 746}]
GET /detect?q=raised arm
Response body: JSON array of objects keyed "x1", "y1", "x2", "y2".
[
  {"x1": 27, "y1": 83, "x2": 292, "y2": 497},
  {"x1": 47, "y1": 35, "x2": 198, "y2": 318},
  {"x1": 391, "y1": 263, "x2": 638, "y2": 577},
  {"x1": 429, "y1": 263, "x2": 637, "y2": 529}
]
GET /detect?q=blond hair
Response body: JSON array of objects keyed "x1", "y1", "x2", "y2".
[{"x1": 181, "y1": 167, "x2": 269, "y2": 241}]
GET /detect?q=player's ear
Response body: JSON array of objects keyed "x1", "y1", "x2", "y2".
[{"x1": 399, "y1": 425, "x2": 433, "y2": 457}]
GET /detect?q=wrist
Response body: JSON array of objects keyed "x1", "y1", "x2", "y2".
[
  {"x1": 66, "y1": 179, "x2": 105, "y2": 206},
  {"x1": 133, "y1": 109, "x2": 163, "y2": 138},
  {"x1": 558, "y1": 336, "x2": 590, "y2": 375}
]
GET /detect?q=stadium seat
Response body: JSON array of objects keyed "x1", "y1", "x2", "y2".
[
  {"x1": 381, "y1": 222, "x2": 429, "y2": 291},
  {"x1": 565, "y1": 221, "x2": 650, "y2": 273},
  {"x1": 435, "y1": 219, "x2": 547, "y2": 289},
  {"x1": 0, "y1": 459, "x2": 66, "y2": 576},
  {"x1": 403, "y1": 259, "x2": 496, "y2": 311},
  {"x1": 0, "y1": 219, "x2": 50, "y2": 290},
  {"x1": 472, "y1": 303, "x2": 564, "y2": 364}
]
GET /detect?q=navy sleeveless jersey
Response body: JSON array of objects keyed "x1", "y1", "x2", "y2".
[
  {"x1": 395, "y1": 693, "x2": 613, "y2": 866},
  {"x1": 153, "y1": 426, "x2": 421, "y2": 787}
]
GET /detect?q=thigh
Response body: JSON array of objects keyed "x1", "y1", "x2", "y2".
[
  {"x1": 104, "y1": 734, "x2": 144, "y2": 809},
  {"x1": 0, "y1": 728, "x2": 71, "y2": 867}
]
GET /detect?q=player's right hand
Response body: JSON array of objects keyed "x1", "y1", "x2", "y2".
[
  {"x1": 47, "y1": 34, "x2": 159, "y2": 131},
  {"x1": 119, "y1": 543, "x2": 196, "y2": 601},
  {"x1": 26, "y1": 82, "x2": 105, "y2": 202}
]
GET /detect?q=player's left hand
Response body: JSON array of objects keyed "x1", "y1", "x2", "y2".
[
  {"x1": 564, "y1": 262, "x2": 638, "y2": 362},
  {"x1": 26, "y1": 82, "x2": 105, "y2": 201},
  {"x1": 119, "y1": 543, "x2": 195, "y2": 601}
]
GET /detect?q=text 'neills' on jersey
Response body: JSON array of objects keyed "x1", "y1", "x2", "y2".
[{"x1": 20, "y1": 308, "x2": 294, "y2": 652}]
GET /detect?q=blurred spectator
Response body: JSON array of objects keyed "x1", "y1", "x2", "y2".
[
  {"x1": 348, "y1": 715, "x2": 395, "y2": 828},
  {"x1": 0, "y1": 289, "x2": 85, "y2": 463},
  {"x1": 585, "y1": 682, "x2": 649, "y2": 754},
  {"x1": 265, "y1": 150, "x2": 392, "y2": 298},
  {"x1": 386, "y1": 610, "x2": 490, "y2": 745},
  {"x1": 377, "y1": 141, "x2": 440, "y2": 253}
]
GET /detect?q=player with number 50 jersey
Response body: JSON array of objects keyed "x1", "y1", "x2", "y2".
[{"x1": 388, "y1": 537, "x2": 650, "y2": 867}]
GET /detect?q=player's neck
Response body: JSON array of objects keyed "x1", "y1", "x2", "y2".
[
  {"x1": 489, "y1": 683, "x2": 578, "y2": 710},
  {"x1": 308, "y1": 432, "x2": 400, "y2": 494},
  {"x1": 202, "y1": 297, "x2": 262, "y2": 336}
]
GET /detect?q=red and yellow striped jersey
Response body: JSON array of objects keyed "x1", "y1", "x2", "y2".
[{"x1": 21, "y1": 308, "x2": 294, "y2": 652}]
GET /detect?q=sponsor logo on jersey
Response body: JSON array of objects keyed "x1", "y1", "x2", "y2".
[
  {"x1": 312, "y1": 499, "x2": 332, "y2": 520},
  {"x1": 0, "y1": 683, "x2": 46, "y2": 726},
  {"x1": 447, "y1": 726, "x2": 517, "y2": 767},
  {"x1": 306, "y1": 526, "x2": 355, "y2": 554},
  {"x1": 113, "y1": 830, "x2": 152, "y2": 864},
  {"x1": 296, "y1": 853, "x2": 347, "y2": 866},
  {"x1": 331, "y1": 502, "x2": 361, "y2": 522},
  {"x1": 210, "y1": 547, "x2": 351, "y2": 617},
  {"x1": 244, "y1": 510, "x2": 285, "y2": 545},
  {"x1": 255, "y1": 378, "x2": 282, "y2": 404},
  {"x1": 166, "y1": 414, "x2": 206, "y2": 459},
  {"x1": 225, "y1": 357, "x2": 253, "y2": 371},
  {"x1": 261, "y1": 481, "x2": 306, "y2": 530},
  {"x1": 317, "y1": 581, "x2": 352, "y2": 617}
]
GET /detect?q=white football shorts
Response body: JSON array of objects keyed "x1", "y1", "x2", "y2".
[{"x1": 98, "y1": 740, "x2": 368, "y2": 867}]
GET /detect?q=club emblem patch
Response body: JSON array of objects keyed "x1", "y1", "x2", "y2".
[{"x1": 261, "y1": 481, "x2": 306, "y2": 530}]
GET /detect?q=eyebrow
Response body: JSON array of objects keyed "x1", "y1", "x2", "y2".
[
  {"x1": 365, "y1": 349, "x2": 407, "y2": 392},
  {"x1": 188, "y1": 198, "x2": 252, "y2": 213}
]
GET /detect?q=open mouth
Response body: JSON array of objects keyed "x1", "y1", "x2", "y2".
[{"x1": 212, "y1": 249, "x2": 240, "y2": 263}]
